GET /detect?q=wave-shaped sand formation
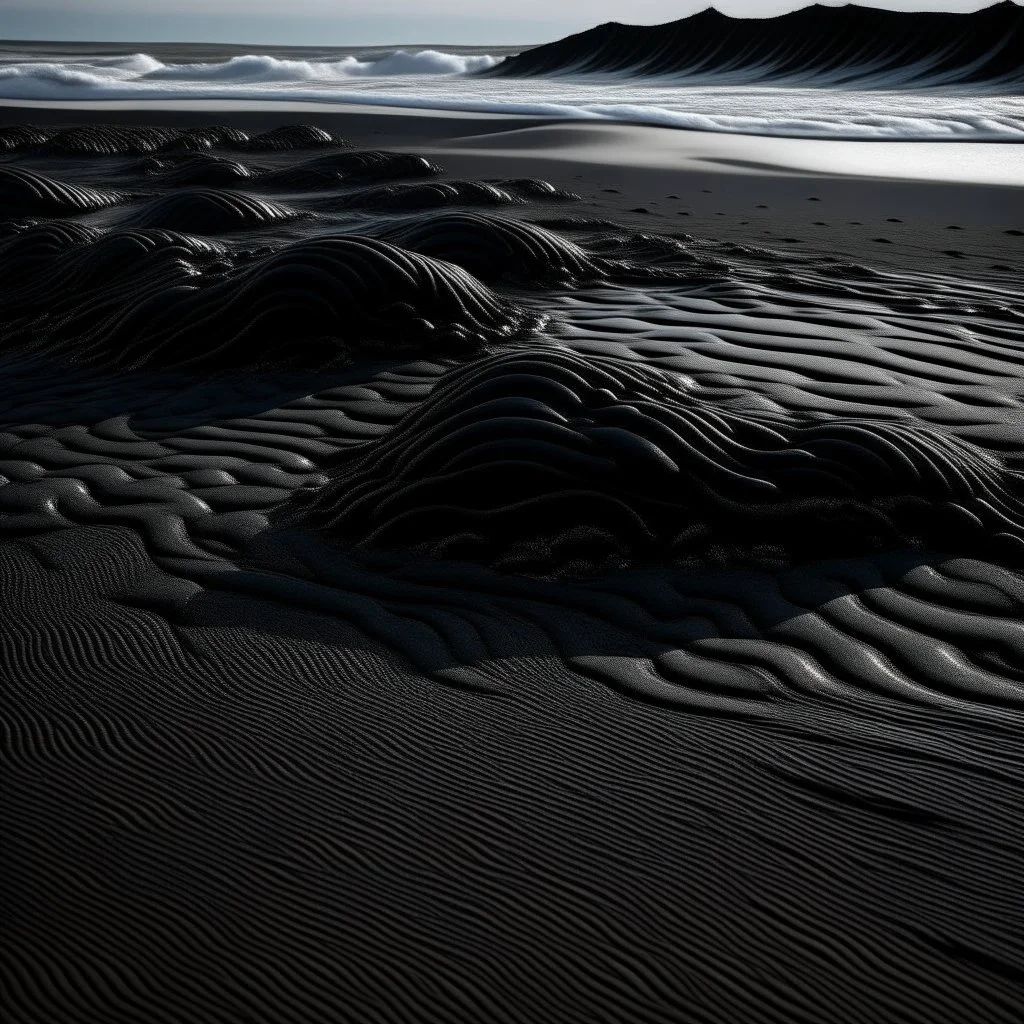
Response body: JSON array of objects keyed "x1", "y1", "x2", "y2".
[
  {"x1": 33, "y1": 122, "x2": 253, "y2": 156},
  {"x1": 1, "y1": 122, "x2": 342, "y2": 157},
  {"x1": 379, "y1": 213, "x2": 603, "y2": 285},
  {"x1": 241, "y1": 123, "x2": 343, "y2": 151},
  {"x1": 486, "y1": 1, "x2": 1024, "y2": 87},
  {"x1": 2, "y1": 230, "x2": 538, "y2": 370},
  {"x1": 140, "y1": 154, "x2": 257, "y2": 187},
  {"x1": 0, "y1": 166, "x2": 130, "y2": 217},
  {"x1": 3, "y1": 346, "x2": 1022, "y2": 711},
  {"x1": 376, "y1": 214, "x2": 733, "y2": 286},
  {"x1": 38, "y1": 123, "x2": 182, "y2": 155},
  {"x1": 0, "y1": 123, "x2": 50, "y2": 152},
  {"x1": 128, "y1": 187, "x2": 301, "y2": 233},
  {"x1": 155, "y1": 124, "x2": 253, "y2": 152},
  {"x1": 259, "y1": 150, "x2": 442, "y2": 189},
  {"x1": 0, "y1": 222, "x2": 104, "y2": 294},
  {"x1": 342, "y1": 181, "x2": 525, "y2": 212},
  {"x1": 290, "y1": 349, "x2": 1024, "y2": 575},
  {"x1": 0, "y1": 224, "x2": 225, "y2": 321}
]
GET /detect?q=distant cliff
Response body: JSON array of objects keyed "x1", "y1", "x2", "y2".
[{"x1": 482, "y1": 2, "x2": 1024, "y2": 88}]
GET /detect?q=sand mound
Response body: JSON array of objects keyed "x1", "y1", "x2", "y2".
[
  {"x1": 242, "y1": 123, "x2": 341, "y2": 151},
  {"x1": 260, "y1": 149, "x2": 442, "y2": 188},
  {"x1": 380, "y1": 212, "x2": 602, "y2": 285},
  {"x1": 3, "y1": 231, "x2": 537, "y2": 369},
  {"x1": 0, "y1": 123, "x2": 51, "y2": 152},
  {"x1": 40, "y1": 123, "x2": 181, "y2": 155},
  {"x1": 128, "y1": 187, "x2": 300, "y2": 233},
  {"x1": 142, "y1": 154, "x2": 256, "y2": 187},
  {"x1": 292, "y1": 348, "x2": 1024, "y2": 575},
  {"x1": 0, "y1": 166, "x2": 130, "y2": 217}
]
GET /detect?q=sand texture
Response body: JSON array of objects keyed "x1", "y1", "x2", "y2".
[{"x1": 1, "y1": 110, "x2": 1023, "y2": 1024}]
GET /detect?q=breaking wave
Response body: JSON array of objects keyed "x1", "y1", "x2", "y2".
[
  {"x1": 3, "y1": 5, "x2": 1024, "y2": 145},
  {"x1": 0, "y1": 49, "x2": 500, "y2": 98}
]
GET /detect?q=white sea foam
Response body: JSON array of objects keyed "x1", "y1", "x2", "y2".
[
  {"x1": 141, "y1": 50, "x2": 501, "y2": 82},
  {"x1": 1, "y1": 50, "x2": 1022, "y2": 142}
]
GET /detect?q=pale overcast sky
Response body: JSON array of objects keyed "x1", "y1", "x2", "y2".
[{"x1": 0, "y1": 0, "x2": 1018, "y2": 46}]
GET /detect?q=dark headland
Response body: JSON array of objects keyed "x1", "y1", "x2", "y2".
[{"x1": 484, "y1": 1, "x2": 1024, "y2": 86}]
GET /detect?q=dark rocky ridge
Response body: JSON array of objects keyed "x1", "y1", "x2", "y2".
[{"x1": 484, "y1": 2, "x2": 1024, "y2": 87}]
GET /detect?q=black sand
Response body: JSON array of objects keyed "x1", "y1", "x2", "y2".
[{"x1": 1, "y1": 107, "x2": 1023, "y2": 1024}]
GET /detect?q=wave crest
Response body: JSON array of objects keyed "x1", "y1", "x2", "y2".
[
  {"x1": 0, "y1": 48, "x2": 500, "y2": 101},
  {"x1": 0, "y1": 29, "x2": 1020, "y2": 142},
  {"x1": 141, "y1": 50, "x2": 500, "y2": 82}
]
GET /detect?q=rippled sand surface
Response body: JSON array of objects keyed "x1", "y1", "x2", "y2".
[{"x1": 2, "y1": 113, "x2": 1023, "y2": 1024}]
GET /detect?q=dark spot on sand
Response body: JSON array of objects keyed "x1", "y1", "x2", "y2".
[
  {"x1": 601, "y1": 188, "x2": 620, "y2": 194},
  {"x1": 943, "y1": 250, "x2": 966, "y2": 258},
  {"x1": 813, "y1": 221, "x2": 828, "y2": 226},
  {"x1": 873, "y1": 238, "x2": 893, "y2": 244},
  {"x1": 666, "y1": 194, "x2": 679, "y2": 199},
  {"x1": 678, "y1": 211, "x2": 690, "y2": 216},
  {"x1": 701, "y1": 189, "x2": 713, "y2": 193},
  {"x1": 807, "y1": 197, "x2": 821, "y2": 202},
  {"x1": 756, "y1": 204, "x2": 768, "y2": 209},
  {"x1": 630, "y1": 207, "x2": 650, "y2": 214},
  {"x1": 887, "y1": 218, "x2": 902, "y2": 223},
  {"x1": 849, "y1": 221, "x2": 863, "y2": 225},
  {"x1": 780, "y1": 237, "x2": 802, "y2": 243},
  {"x1": 992, "y1": 264, "x2": 1013, "y2": 271},
  {"x1": 946, "y1": 225, "x2": 963, "y2": 230},
  {"x1": 1005, "y1": 229, "x2": 1023, "y2": 236}
]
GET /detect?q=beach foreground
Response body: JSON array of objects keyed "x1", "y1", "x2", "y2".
[{"x1": 2, "y1": 105, "x2": 1023, "y2": 1023}]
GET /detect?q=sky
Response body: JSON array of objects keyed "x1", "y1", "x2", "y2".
[{"x1": 0, "y1": 0, "x2": 1018, "y2": 46}]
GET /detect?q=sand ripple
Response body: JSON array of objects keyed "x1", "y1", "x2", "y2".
[
  {"x1": 0, "y1": 166, "x2": 130, "y2": 217},
  {"x1": 2, "y1": 118, "x2": 1023, "y2": 1024}
]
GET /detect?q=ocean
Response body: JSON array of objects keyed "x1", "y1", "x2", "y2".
[{"x1": 2, "y1": 40, "x2": 1022, "y2": 142}]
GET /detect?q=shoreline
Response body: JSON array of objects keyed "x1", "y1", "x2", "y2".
[
  {"x1": 5, "y1": 95, "x2": 1024, "y2": 149},
  {"x1": 5, "y1": 102, "x2": 1021, "y2": 276}
]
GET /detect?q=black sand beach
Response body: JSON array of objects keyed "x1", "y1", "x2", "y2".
[{"x1": 2, "y1": 101, "x2": 1024, "y2": 1023}]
